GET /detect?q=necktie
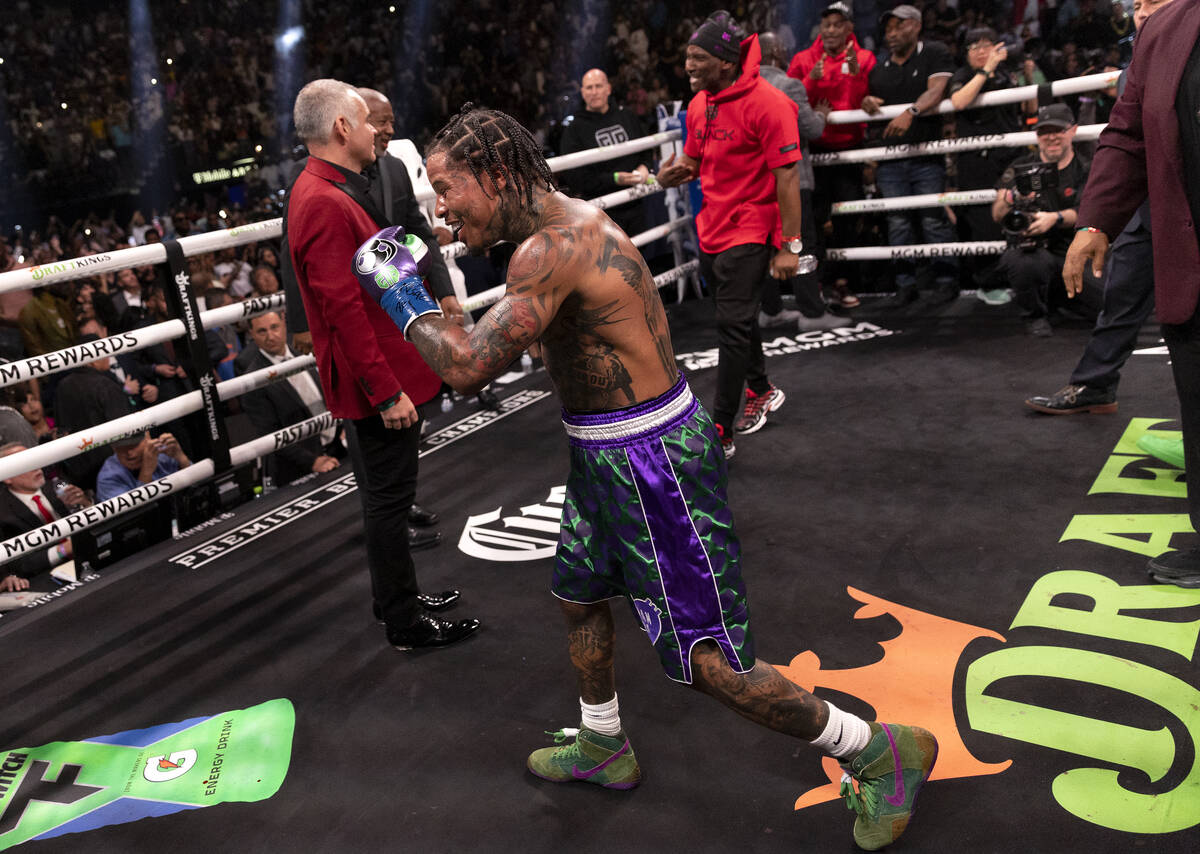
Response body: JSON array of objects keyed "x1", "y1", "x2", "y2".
[{"x1": 31, "y1": 493, "x2": 55, "y2": 524}]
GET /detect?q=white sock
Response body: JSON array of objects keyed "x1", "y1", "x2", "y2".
[
  {"x1": 810, "y1": 701, "x2": 871, "y2": 758},
  {"x1": 580, "y1": 694, "x2": 622, "y2": 736}
]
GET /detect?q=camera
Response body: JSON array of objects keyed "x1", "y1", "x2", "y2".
[{"x1": 1001, "y1": 161, "x2": 1058, "y2": 250}]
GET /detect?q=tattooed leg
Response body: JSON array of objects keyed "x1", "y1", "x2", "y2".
[
  {"x1": 689, "y1": 640, "x2": 828, "y2": 740},
  {"x1": 560, "y1": 600, "x2": 617, "y2": 704}
]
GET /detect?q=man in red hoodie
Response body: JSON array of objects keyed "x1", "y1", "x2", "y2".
[
  {"x1": 788, "y1": 2, "x2": 876, "y2": 307},
  {"x1": 657, "y1": 12, "x2": 804, "y2": 458}
]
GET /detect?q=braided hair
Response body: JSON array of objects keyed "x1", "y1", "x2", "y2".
[{"x1": 427, "y1": 104, "x2": 556, "y2": 207}]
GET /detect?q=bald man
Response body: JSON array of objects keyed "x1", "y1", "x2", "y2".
[{"x1": 558, "y1": 68, "x2": 653, "y2": 237}]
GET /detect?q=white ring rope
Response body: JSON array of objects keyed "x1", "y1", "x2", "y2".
[
  {"x1": 0, "y1": 292, "x2": 287, "y2": 388},
  {"x1": 824, "y1": 69, "x2": 1119, "y2": 125},
  {"x1": 0, "y1": 354, "x2": 317, "y2": 482},
  {"x1": 833, "y1": 189, "x2": 998, "y2": 215},
  {"x1": 0, "y1": 410, "x2": 336, "y2": 566},
  {"x1": 826, "y1": 240, "x2": 1005, "y2": 262},
  {"x1": 813, "y1": 123, "x2": 1104, "y2": 165}
]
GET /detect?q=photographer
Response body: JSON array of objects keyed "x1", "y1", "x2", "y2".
[{"x1": 990, "y1": 104, "x2": 1093, "y2": 336}]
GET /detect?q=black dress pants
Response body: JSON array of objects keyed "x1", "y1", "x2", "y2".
[
  {"x1": 345, "y1": 412, "x2": 422, "y2": 627},
  {"x1": 700, "y1": 243, "x2": 771, "y2": 434},
  {"x1": 1069, "y1": 220, "x2": 1155, "y2": 392}
]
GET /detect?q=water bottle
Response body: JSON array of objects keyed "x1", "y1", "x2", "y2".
[
  {"x1": 262, "y1": 473, "x2": 275, "y2": 495},
  {"x1": 51, "y1": 477, "x2": 79, "y2": 510},
  {"x1": 440, "y1": 392, "x2": 453, "y2": 413},
  {"x1": 796, "y1": 254, "x2": 819, "y2": 276},
  {"x1": 520, "y1": 352, "x2": 533, "y2": 375}
]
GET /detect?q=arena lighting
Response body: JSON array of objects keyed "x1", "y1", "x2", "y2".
[
  {"x1": 60, "y1": 102, "x2": 67, "y2": 110},
  {"x1": 255, "y1": 144, "x2": 263, "y2": 153},
  {"x1": 129, "y1": 0, "x2": 171, "y2": 210},
  {"x1": 556, "y1": 0, "x2": 610, "y2": 100},
  {"x1": 166, "y1": 57, "x2": 173, "y2": 65},
  {"x1": 274, "y1": 0, "x2": 304, "y2": 154}
]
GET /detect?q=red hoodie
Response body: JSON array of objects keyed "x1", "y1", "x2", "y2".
[
  {"x1": 683, "y1": 34, "x2": 801, "y2": 254},
  {"x1": 787, "y1": 34, "x2": 875, "y2": 151}
]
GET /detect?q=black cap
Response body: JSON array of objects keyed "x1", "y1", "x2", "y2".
[
  {"x1": 1035, "y1": 103, "x2": 1075, "y2": 131},
  {"x1": 821, "y1": 2, "x2": 853, "y2": 19}
]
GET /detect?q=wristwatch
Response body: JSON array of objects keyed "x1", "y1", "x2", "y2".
[
  {"x1": 907, "y1": 104, "x2": 921, "y2": 116},
  {"x1": 783, "y1": 236, "x2": 804, "y2": 254}
]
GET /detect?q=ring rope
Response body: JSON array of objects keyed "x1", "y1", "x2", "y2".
[
  {"x1": 0, "y1": 354, "x2": 316, "y2": 482},
  {"x1": 832, "y1": 189, "x2": 998, "y2": 216},
  {"x1": 813, "y1": 123, "x2": 1104, "y2": 165},
  {"x1": 0, "y1": 410, "x2": 336, "y2": 566},
  {"x1": 824, "y1": 69, "x2": 1119, "y2": 126}
]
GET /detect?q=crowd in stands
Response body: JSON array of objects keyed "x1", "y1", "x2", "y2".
[{"x1": 0, "y1": 0, "x2": 1140, "y2": 592}]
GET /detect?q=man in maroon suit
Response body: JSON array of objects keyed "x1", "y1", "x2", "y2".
[
  {"x1": 1064, "y1": 0, "x2": 1200, "y2": 588},
  {"x1": 287, "y1": 79, "x2": 479, "y2": 648}
]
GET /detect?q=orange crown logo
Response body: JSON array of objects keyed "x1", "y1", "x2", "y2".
[{"x1": 774, "y1": 586, "x2": 1011, "y2": 810}]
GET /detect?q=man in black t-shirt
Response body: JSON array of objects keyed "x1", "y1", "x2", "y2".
[
  {"x1": 863, "y1": 5, "x2": 958, "y2": 305},
  {"x1": 990, "y1": 104, "x2": 1093, "y2": 336}
]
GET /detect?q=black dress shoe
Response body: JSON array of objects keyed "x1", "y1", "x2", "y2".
[
  {"x1": 408, "y1": 504, "x2": 440, "y2": 527},
  {"x1": 387, "y1": 613, "x2": 481, "y2": 650},
  {"x1": 416, "y1": 589, "x2": 461, "y2": 612},
  {"x1": 1025, "y1": 384, "x2": 1117, "y2": 415},
  {"x1": 409, "y1": 527, "x2": 442, "y2": 551},
  {"x1": 477, "y1": 387, "x2": 502, "y2": 412}
]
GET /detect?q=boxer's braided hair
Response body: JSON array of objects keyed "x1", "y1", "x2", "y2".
[{"x1": 427, "y1": 103, "x2": 556, "y2": 206}]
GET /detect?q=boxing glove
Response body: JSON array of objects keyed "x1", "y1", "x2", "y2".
[{"x1": 354, "y1": 226, "x2": 441, "y2": 339}]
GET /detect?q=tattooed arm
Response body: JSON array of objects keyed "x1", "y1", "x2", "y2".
[{"x1": 406, "y1": 228, "x2": 569, "y2": 395}]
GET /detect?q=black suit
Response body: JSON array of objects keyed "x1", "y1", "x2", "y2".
[
  {"x1": 53, "y1": 367, "x2": 134, "y2": 492},
  {"x1": 234, "y1": 343, "x2": 338, "y2": 484},
  {"x1": 281, "y1": 152, "x2": 453, "y2": 336},
  {"x1": 0, "y1": 485, "x2": 71, "y2": 583}
]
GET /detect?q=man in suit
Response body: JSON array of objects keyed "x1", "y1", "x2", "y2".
[
  {"x1": 1063, "y1": 0, "x2": 1200, "y2": 587},
  {"x1": 287, "y1": 79, "x2": 477, "y2": 649},
  {"x1": 0, "y1": 442, "x2": 90, "y2": 591},
  {"x1": 1026, "y1": 0, "x2": 1176, "y2": 414}
]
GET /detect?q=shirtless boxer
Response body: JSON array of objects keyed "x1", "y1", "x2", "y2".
[{"x1": 353, "y1": 104, "x2": 938, "y2": 852}]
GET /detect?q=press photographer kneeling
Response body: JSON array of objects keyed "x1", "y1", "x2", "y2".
[{"x1": 990, "y1": 103, "x2": 1096, "y2": 336}]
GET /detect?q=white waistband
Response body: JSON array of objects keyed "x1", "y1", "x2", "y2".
[{"x1": 562, "y1": 385, "x2": 695, "y2": 442}]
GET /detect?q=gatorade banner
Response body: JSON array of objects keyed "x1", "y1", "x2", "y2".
[{"x1": 0, "y1": 698, "x2": 294, "y2": 849}]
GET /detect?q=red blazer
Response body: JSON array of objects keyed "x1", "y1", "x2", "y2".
[
  {"x1": 287, "y1": 157, "x2": 441, "y2": 419},
  {"x1": 1076, "y1": 0, "x2": 1200, "y2": 325}
]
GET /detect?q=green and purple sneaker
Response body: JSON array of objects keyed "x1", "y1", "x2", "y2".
[
  {"x1": 526, "y1": 727, "x2": 642, "y2": 790},
  {"x1": 839, "y1": 722, "x2": 938, "y2": 851}
]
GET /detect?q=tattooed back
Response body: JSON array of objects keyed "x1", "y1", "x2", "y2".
[{"x1": 508, "y1": 194, "x2": 678, "y2": 412}]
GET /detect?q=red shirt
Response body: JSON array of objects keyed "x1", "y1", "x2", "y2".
[
  {"x1": 684, "y1": 34, "x2": 801, "y2": 254},
  {"x1": 787, "y1": 34, "x2": 875, "y2": 151}
]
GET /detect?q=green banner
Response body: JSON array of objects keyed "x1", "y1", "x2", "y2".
[{"x1": 0, "y1": 698, "x2": 294, "y2": 849}]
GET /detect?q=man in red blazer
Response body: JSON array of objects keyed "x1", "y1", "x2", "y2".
[
  {"x1": 1064, "y1": 0, "x2": 1200, "y2": 587},
  {"x1": 287, "y1": 79, "x2": 479, "y2": 649}
]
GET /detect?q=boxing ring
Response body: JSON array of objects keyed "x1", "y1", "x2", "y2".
[{"x1": 1, "y1": 68, "x2": 1198, "y2": 853}]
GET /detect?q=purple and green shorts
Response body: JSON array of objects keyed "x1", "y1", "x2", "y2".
[{"x1": 553, "y1": 374, "x2": 755, "y2": 684}]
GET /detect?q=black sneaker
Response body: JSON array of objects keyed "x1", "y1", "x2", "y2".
[
  {"x1": 1025, "y1": 384, "x2": 1117, "y2": 415},
  {"x1": 1148, "y1": 547, "x2": 1200, "y2": 582}
]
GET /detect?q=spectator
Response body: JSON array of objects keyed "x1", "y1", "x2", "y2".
[
  {"x1": 233, "y1": 310, "x2": 344, "y2": 485},
  {"x1": 95, "y1": 431, "x2": 191, "y2": 502},
  {"x1": 948, "y1": 26, "x2": 1028, "y2": 304},
  {"x1": 656, "y1": 12, "x2": 803, "y2": 456},
  {"x1": 756, "y1": 30, "x2": 850, "y2": 332},
  {"x1": 558, "y1": 68, "x2": 654, "y2": 239},
  {"x1": 0, "y1": 442, "x2": 91, "y2": 591},
  {"x1": 53, "y1": 334, "x2": 138, "y2": 492},
  {"x1": 989, "y1": 103, "x2": 1093, "y2": 336},
  {"x1": 863, "y1": 4, "x2": 959, "y2": 306},
  {"x1": 249, "y1": 263, "x2": 281, "y2": 297},
  {"x1": 788, "y1": 2, "x2": 876, "y2": 308},
  {"x1": 110, "y1": 268, "x2": 147, "y2": 332},
  {"x1": 18, "y1": 280, "x2": 78, "y2": 358}
]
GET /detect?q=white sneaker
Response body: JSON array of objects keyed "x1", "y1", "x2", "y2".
[
  {"x1": 758, "y1": 308, "x2": 804, "y2": 329},
  {"x1": 796, "y1": 313, "x2": 852, "y2": 331}
]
